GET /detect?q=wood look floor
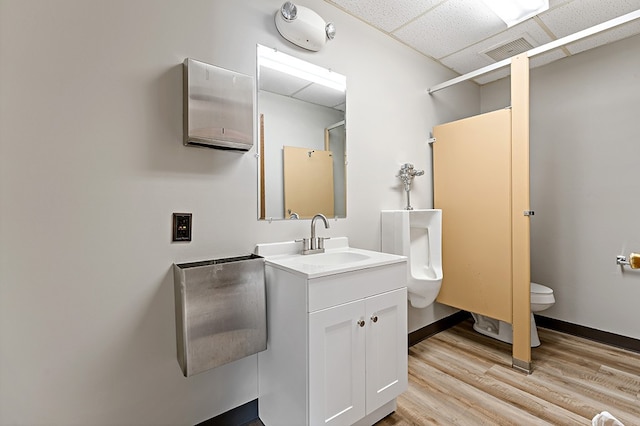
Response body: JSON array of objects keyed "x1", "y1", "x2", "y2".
[{"x1": 377, "y1": 319, "x2": 640, "y2": 426}]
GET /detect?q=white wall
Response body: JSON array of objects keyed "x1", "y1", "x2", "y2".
[
  {"x1": 0, "y1": 0, "x2": 479, "y2": 424},
  {"x1": 481, "y1": 34, "x2": 640, "y2": 340}
]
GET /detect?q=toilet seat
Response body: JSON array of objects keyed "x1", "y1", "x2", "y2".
[
  {"x1": 472, "y1": 282, "x2": 556, "y2": 347},
  {"x1": 531, "y1": 282, "x2": 555, "y2": 309}
]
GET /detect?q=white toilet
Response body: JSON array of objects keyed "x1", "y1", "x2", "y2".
[
  {"x1": 381, "y1": 209, "x2": 443, "y2": 308},
  {"x1": 471, "y1": 282, "x2": 555, "y2": 347}
]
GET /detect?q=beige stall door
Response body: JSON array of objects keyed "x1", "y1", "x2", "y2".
[
  {"x1": 433, "y1": 109, "x2": 513, "y2": 323},
  {"x1": 283, "y1": 146, "x2": 334, "y2": 219}
]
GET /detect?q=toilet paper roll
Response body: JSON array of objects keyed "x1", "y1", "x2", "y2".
[{"x1": 630, "y1": 253, "x2": 640, "y2": 269}]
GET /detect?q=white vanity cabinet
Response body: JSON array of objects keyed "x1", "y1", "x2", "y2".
[
  {"x1": 257, "y1": 243, "x2": 407, "y2": 426},
  {"x1": 309, "y1": 287, "x2": 407, "y2": 426}
]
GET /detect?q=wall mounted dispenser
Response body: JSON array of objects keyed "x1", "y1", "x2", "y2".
[
  {"x1": 183, "y1": 58, "x2": 254, "y2": 151},
  {"x1": 173, "y1": 254, "x2": 266, "y2": 376}
]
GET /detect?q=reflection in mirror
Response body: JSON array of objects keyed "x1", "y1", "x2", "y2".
[{"x1": 257, "y1": 44, "x2": 346, "y2": 220}]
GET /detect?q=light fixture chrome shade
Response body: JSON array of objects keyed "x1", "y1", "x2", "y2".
[
  {"x1": 280, "y1": 1, "x2": 297, "y2": 21},
  {"x1": 274, "y1": 2, "x2": 335, "y2": 51},
  {"x1": 325, "y1": 22, "x2": 336, "y2": 40}
]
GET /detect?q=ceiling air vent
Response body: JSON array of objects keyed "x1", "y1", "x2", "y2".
[{"x1": 482, "y1": 37, "x2": 534, "y2": 62}]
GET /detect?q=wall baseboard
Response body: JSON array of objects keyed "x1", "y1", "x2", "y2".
[
  {"x1": 535, "y1": 315, "x2": 640, "y2": 354},
  {"x1": 408, "y1": 310, "x2": 471, "y2": 347},
  {"x1": 408, "y1": 311, "x2": 640, "y2": 355},
  {"x1": 196, "y1": 399, "x2": 258, "y2": 426}
]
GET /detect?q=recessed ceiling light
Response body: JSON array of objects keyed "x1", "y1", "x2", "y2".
[{"x1": 482, "y1": 0, "x2": 549, "y2": 27}]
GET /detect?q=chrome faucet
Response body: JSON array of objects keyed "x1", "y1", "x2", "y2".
[
  {"x1": 311, "y1": 213, "x2": 329, "y2": 246},
  {"x1": 301, "y1": 213, "x2": 330, "y2": 254}
]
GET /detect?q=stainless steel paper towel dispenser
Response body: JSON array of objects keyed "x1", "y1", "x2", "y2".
[
  {"x1": 173, "y1": 254, "x2": 266, "y2": 377},
  {"x1": 183, "y1": 58, "x2": 254, "y2": 151}
]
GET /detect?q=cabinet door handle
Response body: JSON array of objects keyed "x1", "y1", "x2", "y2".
[
  {"x1": 357, "y1": 320, "x2": 365, "y2": 327},
  {"x1": 371, "y1": 315, "x2": 378, "y2": 323}
]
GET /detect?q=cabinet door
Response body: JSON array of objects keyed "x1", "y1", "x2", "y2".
[
  {"x1": 365, "y1": 288, "x2": 408, "y2": 413},
  {"x1": 309, "y1": 299, "x2": 366, "y2": 426}
]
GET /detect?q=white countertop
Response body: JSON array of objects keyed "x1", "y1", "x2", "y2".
[{"x1": 255, "y1": 237, "x2": 407, "y2": 279}]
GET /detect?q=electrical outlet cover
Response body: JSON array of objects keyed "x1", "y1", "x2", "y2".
[{"x1": 173, "y1": 213, "x2": 192, "y2": 242}]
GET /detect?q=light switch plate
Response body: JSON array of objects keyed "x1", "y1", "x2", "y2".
[{"x1": 173, "y1": 213, "x2": 192, "y2": 242}]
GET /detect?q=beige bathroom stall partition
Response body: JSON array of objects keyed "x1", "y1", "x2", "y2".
[
  {"x1": 433, "y1": 55, "x2": 532, "y2": 370},
  {"x1": 283, "y1": 146, "x2": 335, "y2": 219},
  {"x1": 433, "y1": 108, "x2": 513, "y2": 321}
]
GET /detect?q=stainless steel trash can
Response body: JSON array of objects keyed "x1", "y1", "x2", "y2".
[{"x1": 173, "y1": 254, "x2": 266, "y2": 377}]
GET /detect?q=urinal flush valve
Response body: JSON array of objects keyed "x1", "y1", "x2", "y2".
[{"x1": 397, "y1": 163, "x2": 424, "y2": 210}]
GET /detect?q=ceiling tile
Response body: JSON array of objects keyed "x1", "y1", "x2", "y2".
[
  {"x1": 471, "y1": 49, "x2": 567, "y2": 84},
  {"x1": 529, "y1": 49, "x2": 568, "y2": 68},
  {"x1": 392, "y1": 0, "x2": 506, "y2": 59},
  {"x1": 472, "y1": 67, "x2": 511, "y2": 85},
  {"x1": 470, "y1": 49, "x2": 567, "y2": 85},
  {"x1": 260, "y1": 67, "x2": 309, "y2": 96},
  {"x1": 539, "y1": 0, "x2": 640, "y2": 38},
  {"x1": 438, "y1": 48, "x2": 492, "y2": 75},
  {"x1": 564, "y1": 19, "x2": 640, "y2": 54},
  {"x1": 326, "y1": 0, "x2": 442, "y2": 33},
  {"x1": 295, "y1": 84, "x2": 346, "y2": 108}
]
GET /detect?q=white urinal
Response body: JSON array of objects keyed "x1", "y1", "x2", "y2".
[{"x1": 381, "y1": 209, "x2": 443, "y2": 308}]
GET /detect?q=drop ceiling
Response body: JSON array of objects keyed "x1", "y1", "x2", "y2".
[
  {"x1": 325, "y1": 0, "x2": 640, "y2": 85},
  {"x1": 259, "y1": 65, "x2": 347, "y2": 110}
]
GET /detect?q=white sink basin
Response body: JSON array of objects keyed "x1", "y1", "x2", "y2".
[
  {"x1": 292, "y1": 251, "x2": 370, "y2": 266},
  {"x1": 255, "y1": 237, "x2": 406, "y2": 278}
]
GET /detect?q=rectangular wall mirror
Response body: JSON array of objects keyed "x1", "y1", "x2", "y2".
[{"x1": 257, "y1": 45, "x2": 347, "y2": 221}]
